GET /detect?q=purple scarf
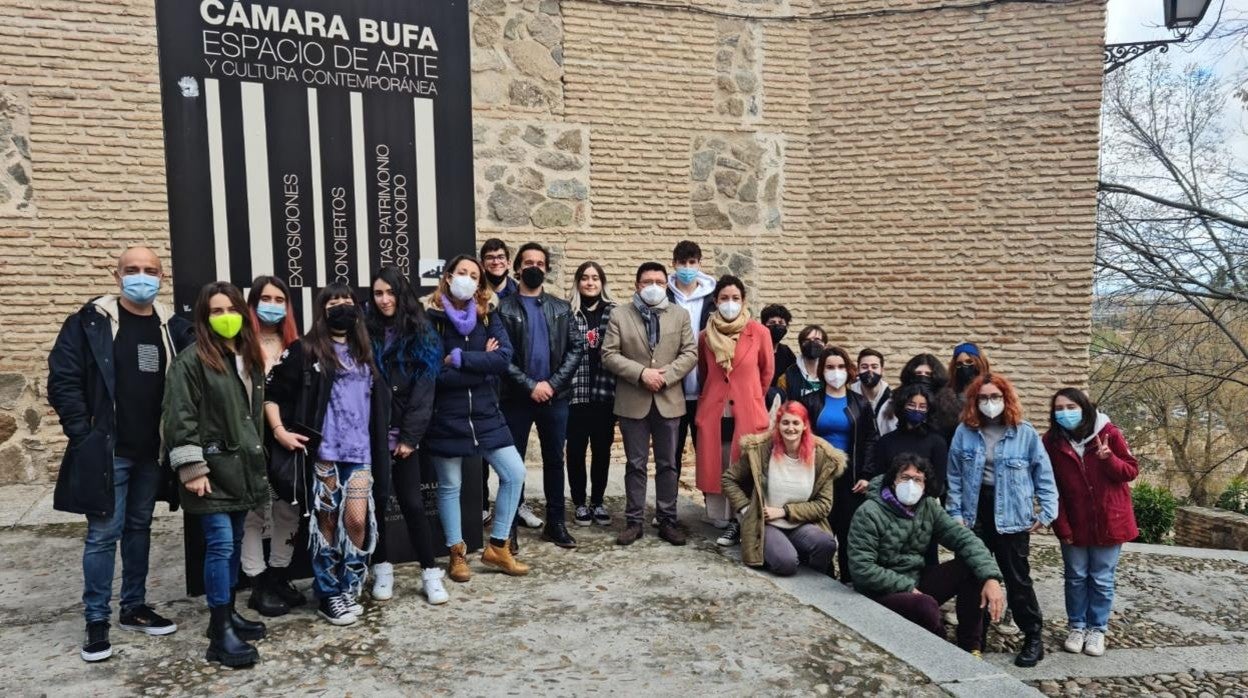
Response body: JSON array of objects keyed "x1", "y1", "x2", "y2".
[
  {"x1": 441, "y1": 294, "x2": 478, "y2": 336},
  {"x1": 881, "y1": 486, "x2": 917, "y2": 519}
]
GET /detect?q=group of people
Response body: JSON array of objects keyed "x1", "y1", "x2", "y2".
[{"x1": 47, "y1": 241, "x2": 1141, "y2": 671}]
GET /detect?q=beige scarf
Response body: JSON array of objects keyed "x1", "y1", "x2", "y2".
[{"x1": 706, "y1": 308, "x2": 751, "y2": 375}]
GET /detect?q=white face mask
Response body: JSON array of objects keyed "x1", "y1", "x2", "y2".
[
  {"x1": 895, "y1": 480, "x2": 924, "y2": 506},
  {"x1": 979, "y1": 398, "x2": 1005, "y2": 420},
  {"x1": 824, "y1": 369, "x2": 848, "y2": 389},
  {"x1": 449, "y1": 275, "x2": 478, "y2": 301},
  {"x1": 639, "y1": 283, "x2": 666, "y2": 306},
  {"x1": 718, "y1": 301, "x2": 741, "y2": 321}
]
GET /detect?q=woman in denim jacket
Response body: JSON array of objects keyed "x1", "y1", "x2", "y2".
[{"x1": 946, "y1": 373, "x2": 1058, "y2": 668}]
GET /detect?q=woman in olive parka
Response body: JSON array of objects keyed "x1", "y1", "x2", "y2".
[{"x1": 163, "y1": 281, "x2": 270, "y2": 668}]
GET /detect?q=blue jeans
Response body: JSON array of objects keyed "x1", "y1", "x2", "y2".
[
  {"x1": 502, "y1": 398, "x2": 570, "y2": 519},
  {"x1": 82, "y1": 456, "x2": 160, "y2": 622},
  {"x1": 310, "y1": 462, "x2": 376, "y2": 599},
  {"x1": 434, "y1": 446, "x2": 526, "y2": 544},
  {"x1": 1061, "y1": 542, "x2": 1122, "y2": 631},
  {"x1": 200, "y1": 511, "x2": 246, "y2": 608}
]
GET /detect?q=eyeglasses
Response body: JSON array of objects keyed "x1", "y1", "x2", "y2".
[
  {"x1": 905, "y1": 403, "x2": 928, "y2": 412},
  {"x1": 977, "y1": 395, "x2": 1004, "y2": 404},
  {"x1": 482, "y1": 253, "x2": 508, "y2": 263},
  {"x1": 897, "y1": 474, "x2": 926, "y2": 485}
]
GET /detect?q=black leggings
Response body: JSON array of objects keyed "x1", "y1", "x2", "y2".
[
  {"x1": 373, "y1": 451, "x2": 436, "y2": 568},
  {"x1": 567, "y1": 402, "x2": 616, "y2": 507}
]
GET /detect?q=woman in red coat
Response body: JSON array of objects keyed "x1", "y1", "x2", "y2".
[
  {"x1": 695, "y1": 275, "x2": 774, "y2": 545},
  {"x1": 1043, "y1": 388, "x2": 1139, "y2": 660}
]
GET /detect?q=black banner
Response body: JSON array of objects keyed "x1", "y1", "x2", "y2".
[{"x1": 155, "y1": 0, "x2": 475, "y2": 323}]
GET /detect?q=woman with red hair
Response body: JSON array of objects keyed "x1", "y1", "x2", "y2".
[
  {"x1": 721, "y1": 402, "x2": 844, "y2": 576},
  {"x1": 946, "y1": 373, "x2": 1058, "y2": 668}
]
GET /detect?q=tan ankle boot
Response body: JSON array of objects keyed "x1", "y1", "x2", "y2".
[
  {"x1": 481, "y1": 541, "x2": 530, "y2": 576},
  {"x1": 447, "y1": 542, "x2": 471, "y2": 582}
]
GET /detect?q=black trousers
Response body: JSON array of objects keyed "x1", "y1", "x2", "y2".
[
  {"x1": 372, "y1": 451, "x2": 436, "y2": 568},
  {"x1": 675, "y1": 399, "x2": 699, "y2": 475},
  {"x1": 567, "y1": 402, "x2": 616, "y2": 507},
  {"x1": 975, "y1": 486, "x2": 1043, "y2": 636},
  {"x1": 830, "y1": 475, "x2": 865, "y2": 583}
]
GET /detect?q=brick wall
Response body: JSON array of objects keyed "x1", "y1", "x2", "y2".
[
  {"x1": 0, "y1": 0, "x2": 1104, "y2": 481},
  {"x1": 1174, "y1": 506, "x2": 1248, "y2": 552}
]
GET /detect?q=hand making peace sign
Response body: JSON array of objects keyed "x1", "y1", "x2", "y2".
[{"x1": 1094, "y1": 434, "x2": 1112, "y2": 460}]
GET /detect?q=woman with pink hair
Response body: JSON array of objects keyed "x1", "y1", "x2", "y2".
[{"x1": 721, "y1": 401, "x2": 845, "y2": 576}]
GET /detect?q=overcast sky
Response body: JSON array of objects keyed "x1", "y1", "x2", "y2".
[{"x1": 1106, "y1": 0, "x2": 1247, "y2": 162}]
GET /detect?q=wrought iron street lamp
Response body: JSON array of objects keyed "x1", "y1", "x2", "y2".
[{"x1": 1104, "y1": 0, "x2": 1215, "y2": 74}]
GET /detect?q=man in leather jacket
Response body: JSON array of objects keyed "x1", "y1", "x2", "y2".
[{"x1": 497, "y1": 243, "x2": 586, "y2": 548}]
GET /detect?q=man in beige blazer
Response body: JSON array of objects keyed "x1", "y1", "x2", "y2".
[{"x1": 601, "y1": 262, "x2": 697, "y2": 546}]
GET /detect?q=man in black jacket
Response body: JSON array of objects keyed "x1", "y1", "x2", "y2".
[
  {"x1": 497, "y1": 243, "x2": 586, "y2": 548},
  {"x1": 47, "y1": 246, "x2": 194, "y2": 663}
]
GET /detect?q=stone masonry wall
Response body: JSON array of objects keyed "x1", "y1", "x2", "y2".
[
  {"x1": 1174, "y1": 506, "x2": 1248, "y2": 552},
  {"x1": 0, "y1": 0, "x2": 1104, "y2": 482}
]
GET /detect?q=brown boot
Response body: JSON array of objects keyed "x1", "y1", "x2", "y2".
[
  {"x1": 481, "y1": 541, "x2": 530, "y2": 576},
  {"x1": 447, "y1": 542, "x2": 471, "y2": 583}
]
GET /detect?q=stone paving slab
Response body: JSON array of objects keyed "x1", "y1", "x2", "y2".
[{"x1": 986, "y1": 644, "x2": 1248, "y2": 682}]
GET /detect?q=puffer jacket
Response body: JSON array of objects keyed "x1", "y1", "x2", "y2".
[
  {"x1": 849, "y1": 476, "x2": 1002, "y2": 597},
  {"x1": 162, "y1": 349, "x2": 269, "y2": 515},
  {"x1": 1044, "y1": 413, "x2": 1139, "y2": 547},
  {"x1": 722, "y1": 431, "x2": 845, "y2": 567},
  {"x1": 421, "y1": 292, "x2": 515, "y2": 457},
  {"x1": 946, "y1": 420, "x2": 1059, "y2": 534}
]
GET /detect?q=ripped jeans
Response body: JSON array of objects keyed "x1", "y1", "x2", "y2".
[{"x1": 310, "y1": 461, "x2": 376, "y2": 600}]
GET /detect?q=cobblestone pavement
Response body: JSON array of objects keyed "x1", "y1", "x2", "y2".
[
  {"x1": 1031, "y1": 671, "x2": 1248, "y2": 697},
  {"x1": 0, "y1": 496, "x2": 945, "y2": 697}
]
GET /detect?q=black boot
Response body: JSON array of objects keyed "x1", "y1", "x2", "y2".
[
  {"x1": 229, "y1": 593, "x2": 267, "y2": 642},
  {"x1": 509, "y1": 524, "x2": 520, "y2": 554},
  {"x1": 205, "y1": 605, "x2": 258, "y2": 668},
  {"x1": 269, "y1": 566, "x2": 307, "y2": 608},
  {"x1": 541, "y1": 520, "x2": 578, "y2": 549},
  {"x1": 246, "y1": 570, "x2": 290, "y2": 618},
  {"x1": 1015, "y1": 632, "x2": 1045, "y2": 667}
]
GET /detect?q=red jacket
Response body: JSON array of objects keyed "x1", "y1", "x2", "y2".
[{"x1": 1044, "y1": 417, "x2": 1140, "y2": 547}]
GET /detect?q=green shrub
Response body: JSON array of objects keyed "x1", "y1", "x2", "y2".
[
  {"x1": 1215, "y1": 478, "x2": 1248, "y2": 515},
  {"x1": 1132, "y1": 483, "x2": 1178, "y2": 544}
]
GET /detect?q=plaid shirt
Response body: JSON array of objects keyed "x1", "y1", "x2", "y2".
[{"x1": 571, "y1": 302, "x2": 616, "y2": 405}]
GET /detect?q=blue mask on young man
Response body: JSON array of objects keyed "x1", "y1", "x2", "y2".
[
  {"x1": 1055, "y1": 409, "x2": 1083, "y2": 430},
  {"x1": 120, "y1": 273, "x2": 160, "y2": 305},
  {"x1": 674, "y1": 267, "x2": 698, "y2": 285}
]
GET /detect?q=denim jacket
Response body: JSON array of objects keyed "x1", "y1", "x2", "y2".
[{"x1": 945, "y1": 421, "x2": 1058, "y2": 535}]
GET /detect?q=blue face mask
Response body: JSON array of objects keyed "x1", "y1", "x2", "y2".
[
  {"x1": 120, "y1": 273, "x2": 160, "y2": 305},
  {"x1": 674, "y1": 267, "x2": 698, "y2": 285},
  {"x1": 1055, "y1": 408, "x2": 1083, "y2": 430},
  {"x1": 256, "y1": 302, "x2": 287, "y2": 325},
  {"x1": 904, "y1": 408, "x2": 927, "y2": 426}
]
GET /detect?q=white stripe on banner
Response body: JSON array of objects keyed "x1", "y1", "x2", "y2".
[
  {"x1": 204, "y1": 79, "x2": 230, "y2": 282},
  {"x1": 307, "y1": 88, "x2": 326, "y2": 288},
  {"x1": 303, "y1": 286, "x2": 313, "y2": 331},
  {"x1": 240, "y1": 82, "x2": 274, "y2": 278},
  {"x1": 350, "y1": 92, "x2": 368, "y2": 287},
  {"x1": 413, "y1": 97, "x2": 439, "y2": 285}
]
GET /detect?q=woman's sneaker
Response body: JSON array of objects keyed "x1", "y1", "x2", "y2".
[
  {"x1": 318, "y1": 595, "x2": 358, "y2": 626},
  {"x1": 573, "y1": 505, "x2": 593, "y2": 526},
  {"x1": 1083, "y1": 630, "x2": 1106, "y2": 657},
  {"x1": 344, "y1": 593, "x2": 364, "y2": 616},
  {"x1": 517, "y1": 502, "x2": 544, "y2": 528},
  {"x1": 118, "y1": 604, "x2": 178, "y2": 636},
  {"x1": 592, "y1": 504, "x2": 612, "y2": 526},
  {"x1": 371, "y1": 562, "x2": 394, "y2": 601},
  {"x1": 421, "y1": 568, "x2": 449, "y2": 605},
  {"x1": 1063, "y1": 628, "x2": 1086, "y2": 654},
  {"x1": 81, "y1": 621, "x2": 112, "y2": 662},
  {"x1": 716, "y1": 520, "x2": 741, "y2": 547}
]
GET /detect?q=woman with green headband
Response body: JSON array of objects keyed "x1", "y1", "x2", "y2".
[{"x1": 162, "y1": 281, "x2": 271, "y2": 668}]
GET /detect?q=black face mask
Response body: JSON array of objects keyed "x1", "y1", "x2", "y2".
[
  {"x1": 800, "y1": 340, "x2": 824, "y2": 361},
  {"x1": 519, "y1": 267, "x2": 546, "y2": 289},
  {"x1": 859, "y1": 371, "x2": 882, "y2": 388},
  {"x1": 955, "y1": 364, "x2": 979, "y2": 388},
  {"x1": 911, "y1": 375, "x2": 934, "y2": 388},
  {"x1": 485, "y1": 271, "x2": 508, "y2": 287},
  {"x1": 768, "y1": 324, "x2": 788, "y2": 344},
  {"x1": 325, "y1": 304, "x2": 358, "y2": 333}
]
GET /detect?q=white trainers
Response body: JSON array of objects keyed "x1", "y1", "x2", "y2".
[
  {"x1": 996, "y1": 609, "x2": 1020, "y2": 636},
  {"x1": 1063, "y1": 628, "x2": 1086, "y2": 654},
  {"x1": 1083, "y1": 629, "x2": 1106, "y2": 657},
  {"x1": 421, "y1": 567, "x2": 449, "y2": 605},
  {"x1": 517, "y1": 502, "x2": 544, "y2": 528},
  {"x1": 371, "y1": 562, "x2": 394, "y2": 601}
]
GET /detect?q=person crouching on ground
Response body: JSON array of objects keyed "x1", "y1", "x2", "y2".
[
  {"x1": 848, "y1": 453, "x2": 1006, "y2": 655},
  {"x1": 163, "y1": 281, "x2": 270, "y2": 667},
  {"x1": 721, "y1": 401, "x2": 842, "y2": 575}
]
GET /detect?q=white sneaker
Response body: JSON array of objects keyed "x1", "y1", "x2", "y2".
[
  {"x1": 517, "y1": 502, "x2": 544, "y2": 528},
  {"x1": 1063, "y1": 628, "x2": 1086, "y2": 654},
  {"x1": 421, "y1": 567, "x2": 449, "y2": 605},
  {"x1": 482, "y1": 509, "x2": 493, "y2": 526},
  {"x1": 371, "y1": 562, "x2": 394, "y2": 601},
  {"x1": 996, "y1": 609, "x2": 1020, "y2": 636},
  {"x1": 1083, "y1": 629, "x2": 1106, "y2": 657}
]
